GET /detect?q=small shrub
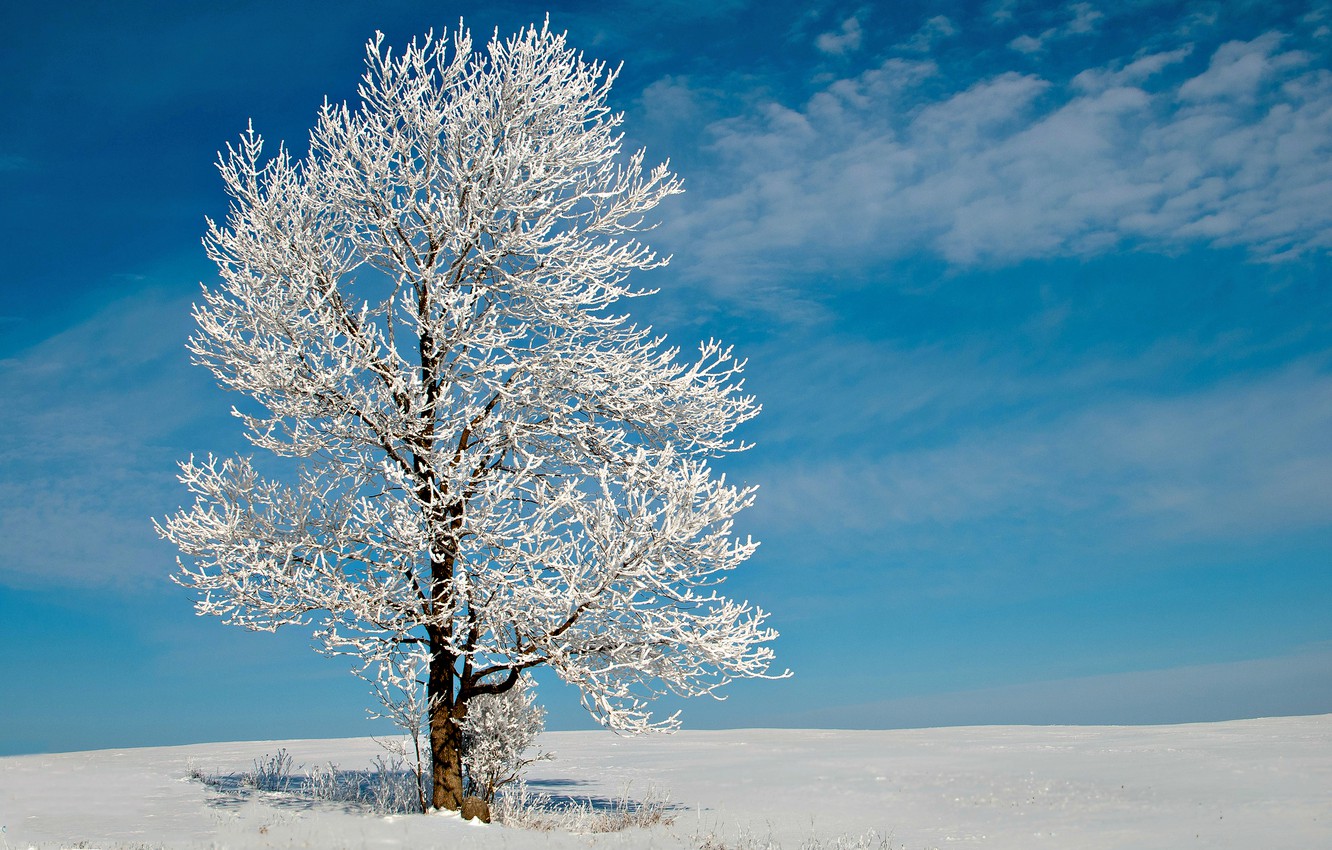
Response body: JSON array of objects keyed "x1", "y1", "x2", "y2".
[
  {"x1": 242, "y1": 749, "x2": 294, "y2": 792},
  {"x1": 364, "y1": 753, "x2": 422, "y2": 815},
  {"x1": 189, "y1": 749, "x2": 421, "y2": 815},
  {"x1": 184, "y1": 758, "x2": 208, "y2": 783},
  {"x1": 493, "y1": 781, "x2": 675, "y2": 832},
  {"x1": 304, "y1": 760, "x2": 346, "y2": 800},
  {"x1": 460, "y1": 674, "x2": 551, "y2": 804},
  {"x1": 800, "y1": 829, "x2": 891, "y2": 850},
  {"x1": 692, "y1": 827, "x2": 892, "y2": 850}
]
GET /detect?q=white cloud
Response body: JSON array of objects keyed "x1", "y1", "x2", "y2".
[
  {"x1": 668, "y1": 31, "x2": 1332, "y2": 282},
  {"x1": 1072, "y1": 45, "x2": 1194, "y2": 92},
  {"x1": 754, "y1": 358, "x2": 1332, "y2": 542},
  {"x1": 900, "y1": 15, "x2": 957, "y2": 53},
  {"x1": 0, "y1": 290, "x2": 226, "y2": 588},
  {"x1": 1009, "y1": 33, "x2": 1047, "y2": 54},
  {"x1": 1065, "y1": 2, "x2": 1103, "y2": 34},
  {"x1": 640, "y1": 74, "x2": 700, "y2": 121},
  {"x1": 816, "y1": 15, "x2": 863, "y2": 55},
  {"x1": 1178, "y1": 32, "x2": 1308, "y2": 101},
  {"x1": 987, "y1": 0, "x2": 1020, "y2": 24},
  {"x1": 1008, "y1": 1, "x2": 1104, "y2": 54},
  {"x1": 1305, "y1": 2, "x2": 1332, "y2": 39}
]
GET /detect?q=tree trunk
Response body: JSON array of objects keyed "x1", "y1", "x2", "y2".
[
  {"x1": 424, "y1": 502, "x2": 465, "y2": 810},
  {"x1": 427, "y1": 646, "x2": 466, "y2": 810}
]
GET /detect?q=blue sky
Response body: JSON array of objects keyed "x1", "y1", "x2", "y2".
[{"x1": 2, "y1": 0, "x2": 1331, "y2": 755}]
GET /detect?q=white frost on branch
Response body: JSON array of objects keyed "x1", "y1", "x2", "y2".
[{"x1": 155, "y1": 19, "x2": 781, "y2": 763}]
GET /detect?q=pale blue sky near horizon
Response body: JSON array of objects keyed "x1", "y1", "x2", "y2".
[{"x1": 2, "y1": 0, "x2": 1331, "y2": 755}]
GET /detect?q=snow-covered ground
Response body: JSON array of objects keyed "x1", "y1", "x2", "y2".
[{"x1": 1, "y1": 715, "x2": 1328, "y2": 849}]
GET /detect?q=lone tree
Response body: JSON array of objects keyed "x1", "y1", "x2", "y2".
[{"x1": 156, "y1": 21, "x2": 781, "y2": 812}]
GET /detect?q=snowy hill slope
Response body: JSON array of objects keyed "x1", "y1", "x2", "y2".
[{"x1": 1, "y1": 715, "x2": 1328, "y2": 849}]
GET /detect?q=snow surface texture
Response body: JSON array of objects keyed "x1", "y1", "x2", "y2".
[{"x1": 1, "y1": 716, "x2": 1328, "y2": 849}]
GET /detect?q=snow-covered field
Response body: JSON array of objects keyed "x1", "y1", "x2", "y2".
[{"x1": 1, "y1": 715, "x2": 1328, "y2": 849}]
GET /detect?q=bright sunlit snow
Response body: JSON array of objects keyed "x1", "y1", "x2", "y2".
[{"x1": 2, "y1": 715, "x2": 1327, "y2": 849}]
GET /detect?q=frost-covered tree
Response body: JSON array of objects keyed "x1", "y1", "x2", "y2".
[
  {"x1": 155, "y1": 21, "x2": 782, "y2": 812},
  {"x1": 461, "y1": 673, "x2": 551, "y2": 804}
]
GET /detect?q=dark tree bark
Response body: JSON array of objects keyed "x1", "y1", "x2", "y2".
[{"x1": 427, "y1": 643, "x2": 466, "y2": 810}]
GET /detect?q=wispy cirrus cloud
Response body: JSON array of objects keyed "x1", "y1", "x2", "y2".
[
  {"x1": 1071, "y1": 45, "x2": 1195, "y2": 91},
  {"x1": 816, "y1": 14, "x2": 864, "y2": 55},
  {"x1": 896, "y1": 15, "x2": 957, "y2": 54},
  {"x1": 753, "y1": 355, "x2": 1332, "y2": 546},
  {"x1": 1308, "y1": 6, "x2": 1332, "y2": 40},
  {"x1": 1009, "y1": 1, "x2": 1104, "y2": 54},
  {"x1": 662, "y1": 27, "x2": 1332, "y2": 287},
  {"x1": 0, "y1": 290, "x2": 225, "y2": 589}
]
